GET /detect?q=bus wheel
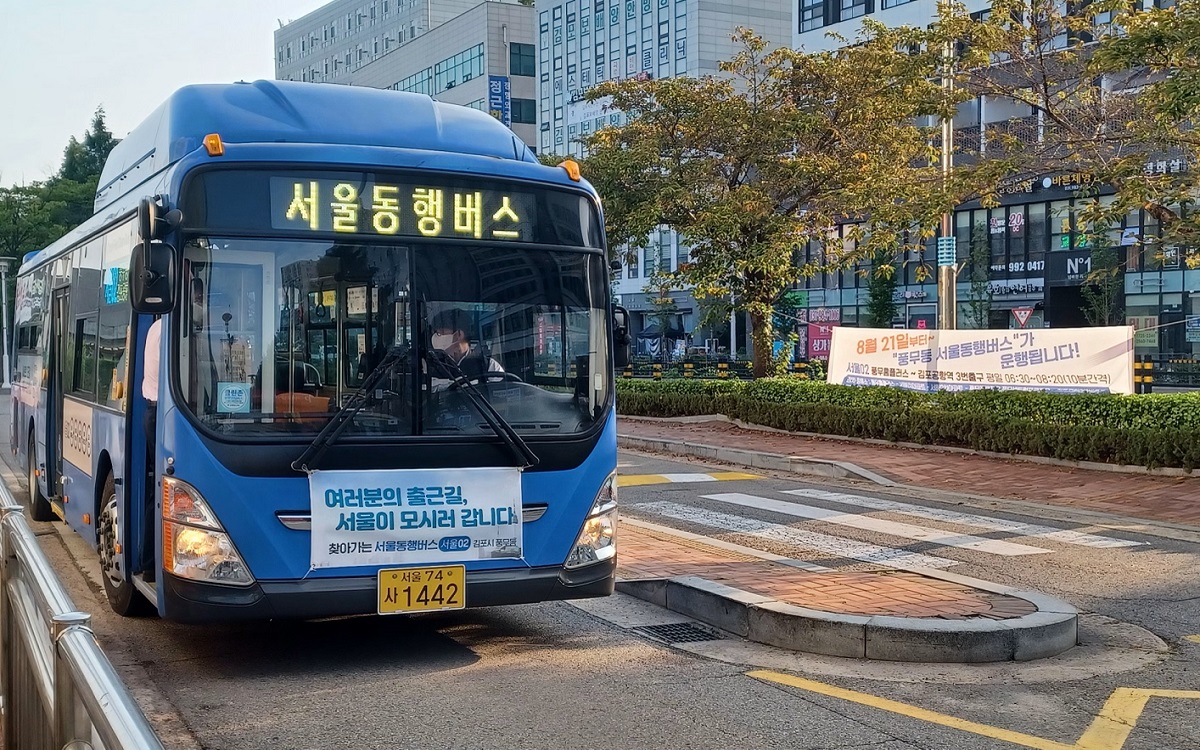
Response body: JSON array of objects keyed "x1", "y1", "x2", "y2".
[
  {"x1": 97, "y1": 474, "x2": 153, "y2": 617},
  {"x1": 27, "y1": 432, "x2": 54, "y2": 522}
]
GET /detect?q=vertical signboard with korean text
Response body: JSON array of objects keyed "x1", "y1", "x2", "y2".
[
  {"x1": 827, "y1": 326, "x2": 1134, "y2": 394},
  {"x1": 488, "y1": 75, "x2": 511, "y2": 127},
  {"x1": 807, "y1": 308, "x2": 840, "y2": 360}
]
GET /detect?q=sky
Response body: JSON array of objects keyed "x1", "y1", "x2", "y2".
[{"x1": 0, "y1": 0, "x2": 331, "y2": 187}]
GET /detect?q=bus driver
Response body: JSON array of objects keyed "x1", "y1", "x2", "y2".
[{"x1": 429, "y1": 307, "x2": 502, "y2": 391}]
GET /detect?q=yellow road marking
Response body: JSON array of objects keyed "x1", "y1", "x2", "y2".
[
  {"x1": 618, "y1": 475, "x2": 673, "y2": 487},
  {"x1": 749, "y1": 671, "x2": 1200, "y2": 750},
  {"x1": 1184, "y1": 635, "x2": 1200, "y2": 645},
  {"x1": 617, "y1": 472, "x2": 759, "y2": 488}
]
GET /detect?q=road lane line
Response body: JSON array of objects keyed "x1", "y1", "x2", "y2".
[
  {"x1": 751, "y1": 671, "x2": 1200, "y2": 750},
  {"x1": 619, "y1": 472, "x2": 759, "y2": 487},
  {"x1": 749, "y1": 670, "x2": 1075, "y2": 750},
  {"x1": 636, "y1": 501, "x2": 958, "y2": 570},
  {"x1": 783, "y1": 489, "x2": 1145, "y2": 549},
  {"x1": 705, "y1": 492, "x2": 1052, "y2": 556}
]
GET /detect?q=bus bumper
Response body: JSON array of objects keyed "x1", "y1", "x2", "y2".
[{"x1": 159, "y1": 558, "x2": 616, "y2": 623}]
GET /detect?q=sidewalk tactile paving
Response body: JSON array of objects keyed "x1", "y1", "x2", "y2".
[
  {"x1": 620, "y1": 418, "x2": 1200, "y2": 527},
  {"x1": 619, "y1": 521, "x2": 1036, "y2": 620}
]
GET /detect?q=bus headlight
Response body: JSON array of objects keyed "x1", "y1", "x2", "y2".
[
  {"x1": 564, "y1": 473, "x2": 617, "y2": 570},
  {"x1": 162, "y1": 477, "x2": 254, "y2": 586}
]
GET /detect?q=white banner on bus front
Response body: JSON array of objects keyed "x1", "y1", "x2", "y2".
[
  {"x1": 826, "y1": 326, "x2": 1134, "y2": 395},
  {"x1": 308, "y1": 467, "x2": 522, "y2": 569}
]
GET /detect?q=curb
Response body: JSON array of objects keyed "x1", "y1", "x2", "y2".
[
  {"x1": 615, "y1": 575, "x2": 1079, "y2": 663},
  {"x1": 620, "y1": 414, "x2": 1199, "y2": 478},
  {"x1": 618, "y1": 434, "x2": 897, "y2": 486}
]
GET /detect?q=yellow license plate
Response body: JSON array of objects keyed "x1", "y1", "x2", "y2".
[{"x1": 377, "y1": 565, "x2": 466, "y2": 615}]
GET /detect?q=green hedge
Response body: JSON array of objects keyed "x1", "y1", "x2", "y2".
[{"x1": 616, "y1": 378, "x2": 1200, "y2": 469}]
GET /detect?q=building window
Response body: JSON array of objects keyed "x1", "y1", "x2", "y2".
[
  {"x1": 881, "y1": 0, "x2": 914, "y2": 7},
  {"x1": 512, "y1": 98, "x2": 537, "y2": 124},
  {"x1": 800, "y1": 0, "x2": 825, "y2": 29},
  {"x1": 511, "y1": 43, "x2": 536, "y2": 76},
  {"x1": 433, "y1": 44, "x2": 484, "y2": 94},
  {"x1": 395, "y1": 67, "x2": 433, "y2": 95},
  {"x1": 839, "y1": 0, "x2": 869, "y2": 22}
]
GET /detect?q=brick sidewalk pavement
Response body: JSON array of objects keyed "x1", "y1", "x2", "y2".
[
  {"x1": 618, "y1": 417, "x2": 1200, "y2": 527},
  {"x1": 619, "y1": 521, "x2": 1036, "y2": 620}
]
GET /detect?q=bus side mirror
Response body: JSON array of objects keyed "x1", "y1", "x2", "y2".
[
  {"x1": 130, "y1": 241, "x2": 177, "y2": 314},
  {"x1": 612, "y1": 306, "x2": 631, "y2": 369}
]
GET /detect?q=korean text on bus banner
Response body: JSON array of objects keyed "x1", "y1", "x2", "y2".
[
  {"x1": 826, "y1": 326, "x2": 1134, "y2": 395},
  {"x1": 308, "y1": 467, "x2": 523, "y2": 569},
  {"x1": 271, "y1": 177, "x2": 536, "y2": 242}
]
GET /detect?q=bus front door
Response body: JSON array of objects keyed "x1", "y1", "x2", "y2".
[{"x1": 46, "y1": 287, "x2": 70, "y2": 512}]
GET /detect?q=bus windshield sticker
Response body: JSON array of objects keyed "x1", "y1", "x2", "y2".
[
  {"x1": 216, "y1": 382, "x2": 252, "y2": 414},
  {"x1": 308, "y1": 467, "x2": 523, "y2": 569},
  {"x1": 272, "y1": 177, "x2": 537, "y2": 242}
]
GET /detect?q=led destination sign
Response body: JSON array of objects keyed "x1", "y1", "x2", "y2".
[{"x1": 270, "y1": 177, "x2": 537, "y2": 242}]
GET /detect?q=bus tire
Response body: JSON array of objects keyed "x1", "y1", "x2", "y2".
[
  {"x1": 27, "y1": 431, "x2": 55, "y2": 522},
  {"x1": 97, "y1": 473, "x2": 153, "y2": 617}
]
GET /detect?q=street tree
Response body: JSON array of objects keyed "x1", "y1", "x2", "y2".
[
  {"x1": 59, "y1": 108, "x2": 120, "y2": 183},
  {"x1": 864, "y1": 251, "x2": 900, "y2": 328},
  {"x1": 947, "y1": 0, "x2": 1200, "y2": 256},
  {"x1": 1081, "y1": 242, "x2": 1125, "y2": 326},
  {"x1": 580, "y1": 27, "x2": 979, "y2": 376},
  {"x1": 964, "y1": 223, "x2": 993, "y2": 329},
  {"x1": 0, "y1": 184, "x2": 58, "y2": 262}
]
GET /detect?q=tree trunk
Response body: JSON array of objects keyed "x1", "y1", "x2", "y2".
[{"x1": 749, "y1": 307, "x2": 773, "y2": 378}]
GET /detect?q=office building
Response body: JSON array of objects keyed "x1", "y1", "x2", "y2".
[
  {"x1": 536, "y1": 0, "x2": 793, "y2": 357},
  {"x1": 275, "y1": 0, "x2": 538, "y2": 148},
  {"x1": 788, "y1": 1, "x2": 1195, "y2": 359}
]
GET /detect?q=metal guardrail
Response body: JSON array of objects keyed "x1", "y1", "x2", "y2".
[
  {"x1": 620, "y1": 359, "x2": 818, "y2": 380},
  {"x1": 0, "y1": 487, "x2": 164, "y2": 749},
  {"x1": 1141, "y1": 354, "x2": 1200, "y2": 390}
]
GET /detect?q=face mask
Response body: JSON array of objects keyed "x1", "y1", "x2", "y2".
[{"x1": 431, "y1": 333, "x2": 455, "y2": 350}]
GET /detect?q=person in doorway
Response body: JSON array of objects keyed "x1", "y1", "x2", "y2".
[
  {"x1": 429, "y1": 307, "x2": 502, "y2": 390},
  {"x1": 140, "y1": 315, "x2": 162, "y2": 581},
  {"x1": 142, "y1": 317, "x2": 161, "y2": 440}
]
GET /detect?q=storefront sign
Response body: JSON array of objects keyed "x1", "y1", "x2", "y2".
[
  {"x1": 827, "y1": 326, "x2": 1134, "y2": 394},
  {"x1": 987, "y1": 278, "x2": 1044, "y2": 296},
  {"x1": 1047, "y1": 250, "x2": 1095, "y2": 287},
  {"x1": 1128, "y1": 316, "x2": 1158, "y2": 348}
]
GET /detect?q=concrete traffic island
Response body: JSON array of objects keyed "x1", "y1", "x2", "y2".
[{"x1": 618, "y1": 519, "x2": 1078, "y2": 663}]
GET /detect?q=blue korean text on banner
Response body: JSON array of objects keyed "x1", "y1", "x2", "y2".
[
  {"x1": 308, "y1": 467, "x2": 523, "y2": 569},
  {"x1": 488, "y1": 75, "x2": 511, "y2": 127}
]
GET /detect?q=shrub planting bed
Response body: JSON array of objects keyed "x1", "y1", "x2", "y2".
[{"x1": 616, "y1": 378, "x2": 1200, "y2": 469}]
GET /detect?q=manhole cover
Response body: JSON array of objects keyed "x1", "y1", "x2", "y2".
[{"x1": 633, "y1": 622, "x2": 722, "y2": 643}]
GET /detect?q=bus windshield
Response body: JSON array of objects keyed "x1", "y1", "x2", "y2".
[{"x1": 176, "y1": 237, "x2": 611, "y2": 439}]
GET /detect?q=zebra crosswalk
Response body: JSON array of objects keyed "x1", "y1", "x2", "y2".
[
  {"x1": 627, "y1": 486, "x2": 1144, "y2": 572},
  {"x1": 780, "y1": 488, "x2": 1144, "y2": 549}
]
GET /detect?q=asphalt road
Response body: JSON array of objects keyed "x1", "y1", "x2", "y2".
[{"x1": 7, "y1": 446, "x2": 1200, "y2": 750}]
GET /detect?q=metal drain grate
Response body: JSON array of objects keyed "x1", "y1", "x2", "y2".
[{"x1": 633, "y1": 622, "x2": 722, "y2": 643}]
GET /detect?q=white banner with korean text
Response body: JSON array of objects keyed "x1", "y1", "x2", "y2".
[
  {"x1": 309, "y1": 467, "x2": 522, "y2": 569},
  {"x1": 826, "y1": 326, "x2": 1134, "y2": 394}
]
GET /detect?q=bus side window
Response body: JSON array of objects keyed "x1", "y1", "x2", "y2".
[{"x1": 100, "y1": 220, "x2": 135, "y2": 411}]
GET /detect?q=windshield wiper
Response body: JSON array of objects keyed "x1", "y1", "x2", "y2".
[
  {"x1": 291, "y1": 345, "x2": 411, "y2": 472},
  {"x1": 425, "y1": 351, "x2": 540, "y2": 469}
]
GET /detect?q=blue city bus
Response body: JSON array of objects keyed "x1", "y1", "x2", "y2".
[{"x1": 11, "y1": 80, "x2": 630, "y2": 622}]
